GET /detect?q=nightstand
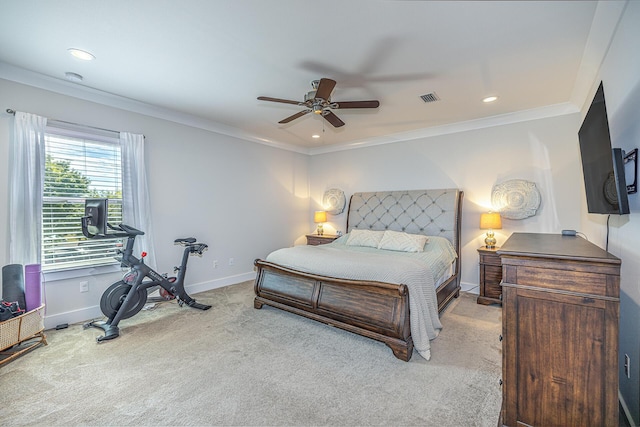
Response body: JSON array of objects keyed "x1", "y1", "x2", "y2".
[
  {"x1": 477, "y1": 246, "x2": 502, "y2": 305},
  {"x1": 305, "y1": 234, "x2": 339, "y2": 246}
]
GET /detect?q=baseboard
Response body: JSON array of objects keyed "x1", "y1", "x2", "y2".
[
  {"x1": 185, "y1": 271, "x2": 255, "y2": 295},
  {"x1": 619, "y1": 389, "x2": 638, "y2": 427},
  {"x1": 43, "y1": 271, "x2": 256, "y2": 330},
  {"x1": 44, "y1": 305, "x2": 103, "y2": 330},
  {"x1": 460, "y1": 280, "x2": 479, "y2": 294}
]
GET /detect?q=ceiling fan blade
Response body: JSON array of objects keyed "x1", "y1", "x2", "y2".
[
  {"x1": 279, "y1": 110, "x2": 311, "y2": 124},
  {"x1": 333, "y1": 100, "x2": 380, "y2": 109},
  {"x1": 322, "y1": 111, "x2": 345, "y2": 128},
  {"x1": 258, "y1": 96, "x2": 301, "y2": 106},
  {"x1": 314, "y1": 78, "x2": 337, "y2": 100}
]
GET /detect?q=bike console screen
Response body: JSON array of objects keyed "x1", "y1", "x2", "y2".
[{"x1": 84, "y1": 198, "x2": 108, "y2": 237}]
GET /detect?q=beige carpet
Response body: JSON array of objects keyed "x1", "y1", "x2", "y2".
[{"x1": 0, "y1": 281, "x2": 503, "y2": 426}]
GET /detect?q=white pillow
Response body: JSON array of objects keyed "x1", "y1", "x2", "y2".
[
  {"x1": 345, "y1": 229, "x2": 385, "y2": 248},
  {"x1": 378, "y1": 230, "x2": 429, "y2": 252}
]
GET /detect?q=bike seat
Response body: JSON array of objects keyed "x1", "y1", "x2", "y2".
[{"x1": 174, "y1": 237, "x2": 196, "y2": 244}]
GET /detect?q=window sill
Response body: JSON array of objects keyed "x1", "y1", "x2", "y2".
[{"x1": 44, "y1": 263, "x2": 123, "y2": 282}]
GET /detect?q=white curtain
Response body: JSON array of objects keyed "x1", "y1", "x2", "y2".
[
  {"x1": 9, "y1": 112, "x2": 47, "y2": 265},
  {"x1": 120, "y1": 132, "x2": 157, "y2": 270}
]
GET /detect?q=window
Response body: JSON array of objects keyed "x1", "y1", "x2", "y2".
[{"x1": 42, "y1": 125, "x2": 124, "y2": 271}]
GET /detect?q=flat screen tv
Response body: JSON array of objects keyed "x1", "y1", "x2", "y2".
[{"x1": 578, "y1": 82, "x2": 630, "y2": 215}]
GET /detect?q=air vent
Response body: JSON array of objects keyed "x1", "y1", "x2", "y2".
[{"x1": 420, "y1": 92, "x2": 440, "y2": 103}]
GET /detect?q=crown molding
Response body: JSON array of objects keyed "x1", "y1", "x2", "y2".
[
  {"x1": 0, "y1": 62, "x2": 310, "y2": 155},
  {"x1": 1, "y1": 61, "x2": 579, "y2": 157},
  {"x1": 307, "y1": 102, "x2": 580, "y2": 155}
]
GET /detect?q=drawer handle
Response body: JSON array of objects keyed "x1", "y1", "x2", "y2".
[
  {"x1": 499, "y1": 379, "x2": 503, "y2": 386},
  {"x1": 499, "y1": 334, "x2": 503, "y2": 342}
]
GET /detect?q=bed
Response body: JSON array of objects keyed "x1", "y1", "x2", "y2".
[{"x1": 253, "y1": 188, "x2": 463, "y2": 361}]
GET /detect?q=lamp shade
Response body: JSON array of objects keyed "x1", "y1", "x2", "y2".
[
  {"x1": 480, "y1": 212, "x2": 502, "y2": 230},
  {"x1": 314, "y1": 211, "x2": 327, "y2": 223}
]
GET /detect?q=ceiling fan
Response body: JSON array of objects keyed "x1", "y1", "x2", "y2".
[{"x1": 257, "y1": 78, "x2": 380, "y2": 128}]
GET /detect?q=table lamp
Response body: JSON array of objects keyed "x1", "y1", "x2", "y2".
[
  {"x1": 480, "y1": 212, "x2": 502, "y2": 248},
  {"x1": 314, "y1": 211, "x2": 327, "y2": 235}
]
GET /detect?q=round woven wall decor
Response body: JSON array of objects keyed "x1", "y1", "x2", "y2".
[
  {"x1": 491, "y1": 179, "x2": 541, "y2": 220},
  {"x1": 323, "y1": 188, "x2": 346, "y2": 215}
]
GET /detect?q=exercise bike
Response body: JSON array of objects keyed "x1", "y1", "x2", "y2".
[{"x1": 81, "y1": 199, "x2": 211, "y2": 342}]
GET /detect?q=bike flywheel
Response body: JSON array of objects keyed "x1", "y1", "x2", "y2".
[{"x1": 100, "y1": 280, "x2": 148, "y2": 319}]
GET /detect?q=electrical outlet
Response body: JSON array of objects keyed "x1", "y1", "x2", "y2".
[
  {"x1": 79, "y1": 281, "x2": 89, "y2": 293},
  {"x1": 228, "y1": 258, "x2": 234, "y2": 266},
  {"x1": 624, "y1": 354, "x2": 631, "y2": 378},
  {"x1": 212, "y1": 259, "x2": 218, "y2": 269}
]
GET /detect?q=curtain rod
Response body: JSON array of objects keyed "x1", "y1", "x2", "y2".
[{"x1": 6, "y1": 108, "x2": 144, "y2": 138}]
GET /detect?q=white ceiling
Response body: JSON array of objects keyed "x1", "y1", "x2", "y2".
[{"x1": 0, "y1": 1, "x2": 615, "y2": 153}]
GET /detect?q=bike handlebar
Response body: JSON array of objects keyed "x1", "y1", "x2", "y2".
[
  {"x1": 81, "y1": 217, "x2": 145, "y2": 239},
  {"x1": 82, "y1": 216, "x2": 207, "y2": 257},
  {"x1": 111, "y1": 223, "x2": 145, "y2": 236},
  {"x1": 173, "y1": 238, "x2": 207, "y2": 255},
  {"x1": 191, "y1": 243, "x2": 208, "y2": 256}
]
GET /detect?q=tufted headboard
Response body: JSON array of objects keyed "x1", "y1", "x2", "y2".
[{"x1": 346, "y1": 188, "x2": 463, "y2": 257}]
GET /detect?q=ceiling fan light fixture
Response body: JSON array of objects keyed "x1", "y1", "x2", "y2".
[
  {"x1": 67, "y1": 48, "x2": 95, "y2": 61},
  {"x1": 257, "y1": 77, "x2": 380, "y2": 128}
]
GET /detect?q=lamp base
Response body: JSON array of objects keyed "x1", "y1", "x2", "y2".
[
  {"x1": 316, "y1": 224, "x2": 324, "y2": 236},
  {"x1": 484, "y1": 231, "x2": 497, "y2": 248}
]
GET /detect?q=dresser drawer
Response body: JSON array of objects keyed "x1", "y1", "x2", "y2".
[{"x1": 502, "y1": 258, "x2": 619, "y2": 298}]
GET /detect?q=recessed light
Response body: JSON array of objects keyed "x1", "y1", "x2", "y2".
[
  {"x1": 65, "y1": 72, "x2": 84, "y2": 82},
  {"x1": 312, "y1": 134, "x2": 320, "y2": 139},
  {"x1": 483, "y1": 96, "x2": 498, "y2": 103},
  {"x1": 68, "y1": 48, "x2": 95, "y2": 61}
]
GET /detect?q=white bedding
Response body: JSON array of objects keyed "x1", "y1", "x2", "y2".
[{"x1": 265, "y1": 234, "x2": 457, "y2": 360}]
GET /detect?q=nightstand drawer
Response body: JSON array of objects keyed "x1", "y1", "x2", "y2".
[
  {"x1": 478, "y1": 246, "x2": 503, "y2": 305},
  {"x1": 480, "y1": 253, "x2": 502, "y2": 266},
  {"x1": 484, "y1": 265, "x2": 502, "y2": 284},
  {"x1": 306, "y1": 234, "x2": 339, "y2": 246},
  {"x1": 483, "y1": 279, "x2": 502, "y2": 300}
]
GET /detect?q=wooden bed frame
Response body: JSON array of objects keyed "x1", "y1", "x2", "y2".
[{"x1": 254, "y1": 189, "x2": 463, "y2": 361}]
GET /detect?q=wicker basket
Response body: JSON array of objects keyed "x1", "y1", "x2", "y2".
[{"x1": 0, "y1": 305, "x2": 47, "y2": 365}]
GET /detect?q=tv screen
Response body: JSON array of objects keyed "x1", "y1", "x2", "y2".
[{"x1": 578, "y1": 82, "x2": 630, "y2": 215}]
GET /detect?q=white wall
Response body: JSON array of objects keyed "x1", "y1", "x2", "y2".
[
  {"x1": 0, "y1": 78, "x2": 310, "y2": 329},
  {"x1": 308, "y1": 114, "x2": 583, "y2": 292},
  {"x1": 580, "y1": 1, "x2": 640, "y2": 423}
]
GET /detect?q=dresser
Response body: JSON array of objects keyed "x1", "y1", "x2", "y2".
[
  {"x1": 477, "y1": 246, "x2": 502, "y2": 305},
  {"x1": 498, "y1": 233, "x2": 620, "y2": 427}
]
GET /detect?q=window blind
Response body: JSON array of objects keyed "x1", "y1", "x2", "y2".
[{"x1": 43, "y1": 128, "x2": 124, "y2": 271}]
